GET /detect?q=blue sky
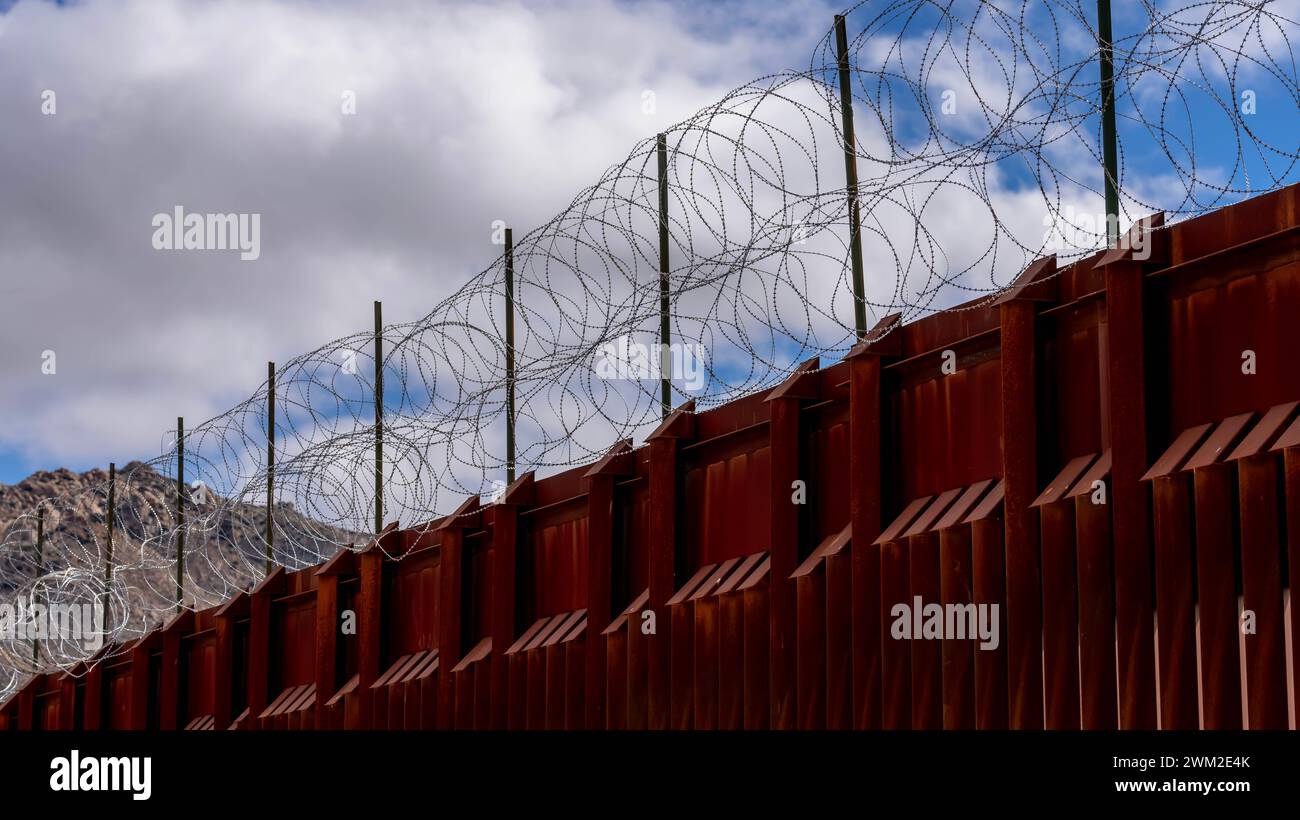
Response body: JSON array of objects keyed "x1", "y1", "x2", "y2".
[
  {"x1": 0, "y1": 447, "x2": 31, "y2": 485},
  {"x1": 0, "y1": 0, "x2": 1294, "y2": 488}
]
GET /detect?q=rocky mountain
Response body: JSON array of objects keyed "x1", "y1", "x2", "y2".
[{"x1": 0, "y1": 461, "x2": 363, "y2": 642}]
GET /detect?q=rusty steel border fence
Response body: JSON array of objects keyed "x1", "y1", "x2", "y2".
[{"x1": 3, "y1": 184, "x2": 1299, "y2": 731}]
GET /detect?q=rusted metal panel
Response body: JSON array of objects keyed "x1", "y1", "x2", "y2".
[
  {"x1": 785, "y1": 420, "x2": 848, "y2": 730},
  {"x1": 246, "y1": 570, "x2": 280, "y2": 722},
  {"x1": 1283, "y1": 447, "x2": 1300, "y2": 725},
  {"x1": 691, "y1": 563, "x2": 728, "y2": 730},
  {"x1": 1001, "y1": 297, "x2": 1043, "y2": 729},
  {"x1": 971, "y1": 516, "x2": 1008, "y2": 730},
  {"x1": 33, "y1": 677, "x2": 62, "y2": 730},
  {"x1": 791, "y1": 527, "x2": 848, "y2": 731},
  {"x1": 544, "y1": 639, "x2": 566, "y2": 729},
  {"x1": 875, "y1": 496, "x2": 932, "y2": 545},
  {"x1": 604, "y1": 629, "x2": 627, "y2": 731},
  {"x1": 158, "y1": 612, "x2": 191, "y2": 730},
  {"x1": 1193, "y1": 464, "x2": 1242, "y2": 728},
  {"x1": 767, "y1": 389, "x2": 801, "y2": 730},
  {"x1": 1142, "y1": 409, "x2": 1214, "y2": 729},
  {"x1": 103, "y1": 660, "x2": 133, "y2": 729},
  {"x1": 894, "y1": 354, "x2": 1003, "y2": 502},
  {"x1": 11, "y1": 188, "x2": 1300, "y2": 734},
  {"x1": 849, "y1": 535, "x2": 881, "y2": 730},
  {"x1": 1150, "y1": 471, "x2": 1198, "y2": 729},
  {"x1": 543, "y1": 612, "x2": 584, "y2": 734},
  {"x1": 823, "y1": 550, "x2": 852, "y2": 730},
  {"x1": 274, "y1": 585, "x2": 317, "y2": 690},
  {"x1": 908, "y1": 530, "x2": 942, "y2": 729},
  {"x1": 1236, "y1": 455, "x2": 1288, "y2": 728},
  {"x1": 938, "y1": 525, "x2": 974, "y2": 729},
  {"x1": 435, "y1": 502, "x2": 469, "y2": 729},
  {"x1": 686, "y1": 538, "x2": 728, "y2": 732},
  {"x1": 1033, "y1": 451, "x2": 1096, "y2": 730},
  {"x1": 718, "y1": 581, "x2": 745, "y2": 730},
  {"x1": 449, "y1": 636, "x2": 491, "y2": 730},
  {"x1": 846, "y1": 318, "x2": 897, "y2": 730},
  {"x1": 810, "y1": 407, "x2": 851, "y2": 545},
  {"x1": 1103, "y1": 257, "x2": 1157, "y2": 729},
  {"x1": 794, "y1": 569, "x2": 825, "y2": 730},
  {"x1": 584, "y1": 441, "x2": 630, "y2": 729},
  {"x1": 646, "y1": 406, "x2": 692, "y2": 731},
  {"x1": 880, "y1": 538, "x2": 911, "y2": 729},
  {"x1": 16, "y1": 686, "x2": 34, "y2": 731},
  {"x1": 506, "y1": 615, "x2": 547, "y2": 728},
  {"x1": 600, "y1": 588, "x2": 647, "y2": 730},
  {"x1": 527, "y1": 506, "x2": 587, "y2": 619},
  {"x1": 1164, "y1": 239, "x2": 1300, "y2": 434},
  {"x1": 527, "y1": 618, "x2": 557, "y2": 728},
  {"x1": 1039, "y1": 496, "x2": 1079, "y2": 729},
  {"x1": 623, "y1": 475, "x2": 652, "y2": 602},
  {"x1": 490, "y1": 476, "x2": 526, "y2": 729},
  {"x1": 668, "y1": 563, "x2": 712, "y2": 729},
  {"x1": 313, "y1": 573, "x2": 339, "y2": 727},
  {"x1": 869, "y1": 487, "x2": 967, "y2": 730},
  {"x1": 684, "y1": 447, "x2": 770, "y2": 568},
  {"x1": 624, "y1": 590, "x2": 650, "y2": 730},
  {"x1": 1042, "y1": 304, "x2": 1106, "y2": 461},
  {"x1": 564, "y1": 637, "x2": 584, "y2": 729},
  {"x1": 1229, "y1": 403, "x2": 1297, "y2": 728},
  {"x1": 740, "y1": 561, "x2": 770, "y2": 729}
]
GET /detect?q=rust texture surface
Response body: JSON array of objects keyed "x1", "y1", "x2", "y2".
[{"x1": 4, "y1": 185, "x2": 1300, "y2": 730}]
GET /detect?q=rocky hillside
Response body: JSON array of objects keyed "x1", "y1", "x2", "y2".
[{"x1": 0, "y1": 461, "x2": 363, "y2": 627}]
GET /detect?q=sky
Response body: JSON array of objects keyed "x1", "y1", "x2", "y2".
[
  {"x1": 0, "y1": 0, "x2": 1295, "y2": 487},
  {"x1": 0, "y1": 0, "x2": 847, "y2": 484}
]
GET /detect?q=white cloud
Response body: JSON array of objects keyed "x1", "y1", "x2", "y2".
[{"x1": 0, "y1": 0, "x2": 838, "y2": 473}]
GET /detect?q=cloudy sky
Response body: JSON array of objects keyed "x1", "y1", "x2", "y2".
[
  {"x1": 0, "y1": 0, "x2": 849, "y2": 483},
  {"x1": 0, "y1": 0, "x2": 1294, "y2": 487}
]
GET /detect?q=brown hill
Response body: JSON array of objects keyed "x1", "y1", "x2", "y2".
[{"x1": 0, "y1": 462, "x2": 362, "y2": 680}]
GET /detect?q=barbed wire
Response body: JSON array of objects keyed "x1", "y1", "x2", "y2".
[{"x1": 2, "y1": 0, "x2": 1297, "y2": 701}]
